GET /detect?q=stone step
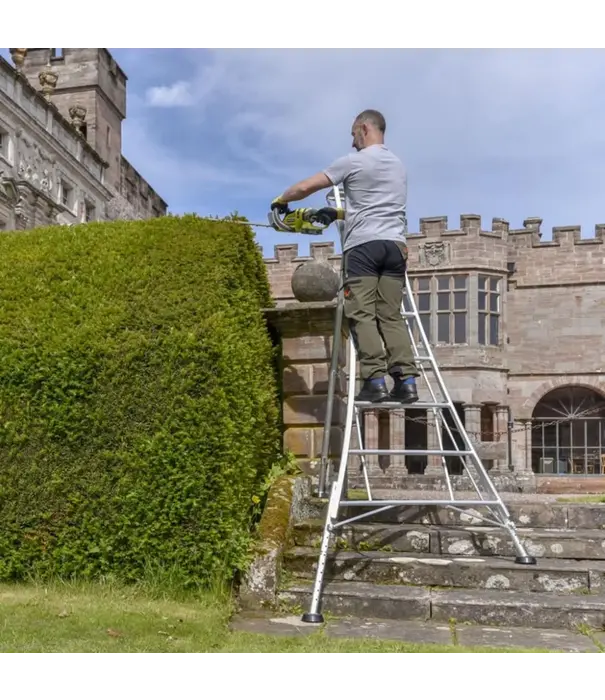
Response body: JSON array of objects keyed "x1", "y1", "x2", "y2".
[
  {"x1": 345, "y1": 473, "x2": 525, "y2": 493},
  {"x1": 284, "y1": 547, "x2": 605, "y2": 594},
  {"x1": 279, "y1": 580, "x2": 605, "y2": 631},
  {"x1": 293, "y1": 520, "x2": 605, "y2": 560},
  {"x1": 303, "y1": 494, "x2": 605, "y2": 530}
]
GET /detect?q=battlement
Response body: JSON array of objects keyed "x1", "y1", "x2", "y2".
[
  {"x1": 263, "y1": 214, "x2": 605, "y2": 300},
  {"x1": 509, "y1": 217, "x2": 605, "y2": 248}
]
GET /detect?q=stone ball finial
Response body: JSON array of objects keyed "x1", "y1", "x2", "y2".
[{"x1": 291, "y1": 261, "x2": 340, "y2": 303}]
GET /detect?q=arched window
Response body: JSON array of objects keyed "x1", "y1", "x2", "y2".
[{"x1": 531, "y1": 386, "x2": 605, "y2": 475}]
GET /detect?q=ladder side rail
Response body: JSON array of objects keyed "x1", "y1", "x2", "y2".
[
  {"x1": 403, "y1": 274, "x2": 501, "y2": 502},
  {"x1": 318, "y1": 185, "x2": 348, "y2": 497},
  {"x1": 301, "y1": 330, "x2": 360, "y2": 623}
]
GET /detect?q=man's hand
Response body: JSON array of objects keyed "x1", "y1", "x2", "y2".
[
  {"x1": 271, "y1": 196, "x2": 289, "y2": 214},
  {"x1": 313, "y1": 207, "x2": 345, "y2": 226}
]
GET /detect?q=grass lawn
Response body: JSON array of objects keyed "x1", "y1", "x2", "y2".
[{"x1": 0, "y1": 581, "x2": 553, "y2": 653}]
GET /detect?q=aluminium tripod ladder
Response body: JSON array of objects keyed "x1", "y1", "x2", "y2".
[{"x1": 301, "y1": 185, "x2": 538, "y2": 625}]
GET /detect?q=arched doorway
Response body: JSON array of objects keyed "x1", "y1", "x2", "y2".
[{"x1": 531, "y1": 386, "x2": 605, "y2": 475}]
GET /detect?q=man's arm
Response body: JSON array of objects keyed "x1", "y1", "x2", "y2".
[
  {"x1": 275, "y1": 154, "x2": 354, "y2": 205},
  {"x1": 278, "y1": 172, "x2": 332, "y2": 205}
]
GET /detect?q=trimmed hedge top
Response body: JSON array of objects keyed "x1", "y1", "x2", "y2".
[{"x1": 0, "y1": 215, "x2": 280, "y2": 587}]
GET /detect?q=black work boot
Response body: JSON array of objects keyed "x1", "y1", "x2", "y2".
[
  {"x1": 355, "y1": 376, "x2": 390, "y2": 403},
  {"x1": 390, "y1": 375, "x2": 419, "y2": 404}
]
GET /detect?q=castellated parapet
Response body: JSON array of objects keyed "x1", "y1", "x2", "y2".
[{"x1": 264, "y1": 214, "x2": 605, "y2": 303}]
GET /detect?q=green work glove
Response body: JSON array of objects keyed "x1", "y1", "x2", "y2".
[{"x1": 314, "y1": 207, "x2": 345, "y2": 226}]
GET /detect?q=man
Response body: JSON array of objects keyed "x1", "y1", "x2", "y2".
[{"x1": 271, "y1": 109, "x2": 419, "y2": 404}]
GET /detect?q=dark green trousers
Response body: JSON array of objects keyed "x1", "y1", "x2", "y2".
[{"x1": 343, "y1": 239, "x2": 419, "y2": 381}]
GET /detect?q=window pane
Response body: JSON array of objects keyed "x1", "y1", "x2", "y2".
[
  {"x1": 420, "y1": 313, "x2": 431, "y2": 342},
  {"x1": 454, "y1": 275, "x2": 466, "y2": 289},
  {"x1": 437, "y1": 276, "x2": 450, "y2": 290},
  {"x1": 454, "y1": 312, "x2": 466, "y2": 343},
  {"x1": 489, "y1": 276, "x2": 499, "y2": 292},
  {"x1": 417, "y1": 277, "x2": 430, "y2": 291},
  {"x1": 478, "y1": 275, "x2": 487, "y2": 290},
  {"x1": 437, "y1": 292, "x2": 450, "y2": 311},
  {"x1": 489, "y1": 314, "x2": 499, "y2": 345},
  {"x1": 454, "y1": 291, "x2": 466, "y2": 310},
  {"x1": 418, "y1": 293, "x2": 430, "y2": 312},
  {"x1": 478, "y1": 291, "x2": 487, "y2": 310},
  {"x1": 478, "y1": 312, "x2": 486, "y2": 345},
  {"x1": 489, "y1": 293, "x2": 499, "y2": 313},
  {"x1": 437, "y1": 314, "x2": 450, "y2": 343}
]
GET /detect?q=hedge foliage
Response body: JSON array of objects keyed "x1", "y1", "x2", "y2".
[{"x1": 0, "y1": 215, "x2": 281, "y2": 587}]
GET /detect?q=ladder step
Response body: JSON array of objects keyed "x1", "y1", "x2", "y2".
[
  {"x1": 348, "y1": 448, "x2": 473, "y2": 456},
  {"x1": 340, "y1": 499, "x2": 501, "y2": 507},
  {"x1": 354, "y1": 400, "x2": 449, "y2": 410}
]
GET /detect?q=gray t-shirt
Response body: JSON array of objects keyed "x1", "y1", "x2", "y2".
[{"x1": 323, "y1": 144, "x2": 407, "y2": 252}]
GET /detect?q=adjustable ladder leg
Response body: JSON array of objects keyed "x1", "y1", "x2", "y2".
[
  {"x1": 302, "y1": 333, "x2": 358, "y2": 623},
  {"x1": 317, "y1": 289, "x2": 344, "y2": 498}
]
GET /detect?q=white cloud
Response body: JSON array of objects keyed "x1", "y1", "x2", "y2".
[
  {"x1": 146, "y1": 80, "x2": 195, "y2": 107},
  {"x1": 132, "y1": 49, "x2": 605, "y2": 243}
]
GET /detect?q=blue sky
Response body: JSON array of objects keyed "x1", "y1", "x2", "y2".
[{"x1": 4, "y1": 48, "x2": 605, "y2": 257}]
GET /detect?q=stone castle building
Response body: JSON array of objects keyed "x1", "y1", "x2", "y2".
[
  {"x1": 0, "y1": 48, "x2": 167, "y2": 231},
  {"x1": 263, "y1": 214, "x2": 605, "y2": 491}
]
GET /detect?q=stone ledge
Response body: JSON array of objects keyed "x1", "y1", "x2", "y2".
[
  {"x1": 263, "y1": 302, "x2": 341, "y2": 337},
  {"x1": 239, "y1": 475, "x2": 312, "y2": 609}
]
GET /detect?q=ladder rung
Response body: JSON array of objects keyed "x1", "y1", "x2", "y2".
[
  {"x1": 354, "y1": 400, "x2": 449, "y2": 410},
  {"x1": 414, "y1": 356, "x2": 432, "y2": 362},
  {"x1": 340, "y1": 499, "x2": 501, "y2": 507},
  {"x1": 348, "y1": 448, "x2": 473, "y2": 456}
]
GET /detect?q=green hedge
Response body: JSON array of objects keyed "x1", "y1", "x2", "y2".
[{"x1": 0, "y1": 214, "x2": 281, "y2": 587}]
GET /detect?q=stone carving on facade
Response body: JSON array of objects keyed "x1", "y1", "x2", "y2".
[
  {"x1": 14, "y1": 187, "x2": 30, "y2": 225},
  {"x1": 9, "y1": 49, "x2": 27, "y2": 72},
  {"x1": 38, "y1": 62, "x2": 59, "y2": 101},
  {"x1": 68, "y1": 105, "x2": 87, "y2": 134},
  {"x1": 421, "y1": 241, "x2": 449, "y2": 267},
  {"x1": 15, "y1": 132, "x2": 56, "y2": 197}
]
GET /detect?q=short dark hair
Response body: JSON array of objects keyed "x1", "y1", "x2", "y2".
[{"x1": 354, "y1": 109, "x2": 386, "y2": 133}]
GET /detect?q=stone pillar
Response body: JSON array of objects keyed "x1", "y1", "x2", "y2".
[
  {"x1": 264, "y1": 302, "x2": 346, "y2": 482},
  {"x1": 424, "y1": 412, "x2": 443, "y2": 476},
  {"x1": 493, "y1": 405, "x2": 511, "y2": 473},
  {"x1": 463, "y1": 404, "x2": 482, "y2": 443}
]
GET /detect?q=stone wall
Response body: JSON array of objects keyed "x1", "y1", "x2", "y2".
[
  {"x1": 0, "y1": 49, "x2": 168, "y2": 230},
  {"x1": 0, "y1": 57, "x2": 111, "y2": 229},
  {"x1": 262, "y1": 213, "x2": 605, "y2": 486}
]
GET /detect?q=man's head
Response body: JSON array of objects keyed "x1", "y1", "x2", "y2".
[{"x1": 351, "y1": 109, "x2": 386, "y2": 151}]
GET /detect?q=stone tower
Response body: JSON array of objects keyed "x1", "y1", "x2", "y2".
[{"x1": 20, "y1": 48, "x2": 127, "y2": 191}]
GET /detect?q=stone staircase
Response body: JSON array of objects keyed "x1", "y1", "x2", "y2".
[{"x1": 277, "y1": 490, "x2": 605, "y2": 631}]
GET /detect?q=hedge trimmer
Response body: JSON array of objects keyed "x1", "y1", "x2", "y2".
[{"x1": 267, "y1": 203, "x2": 345, "y2": 235}]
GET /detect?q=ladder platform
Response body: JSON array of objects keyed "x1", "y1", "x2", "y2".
[
  {"x1": 349, "y1": 448, "x2": 473, "y2": 457},
  {"x1": 354, "y1": 400, "x2": 449, "y2": 410}
]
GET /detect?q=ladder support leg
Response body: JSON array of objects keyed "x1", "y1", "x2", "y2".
[{"x1": 318, "y1": 290, "x2": 344, "y2": 498}]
